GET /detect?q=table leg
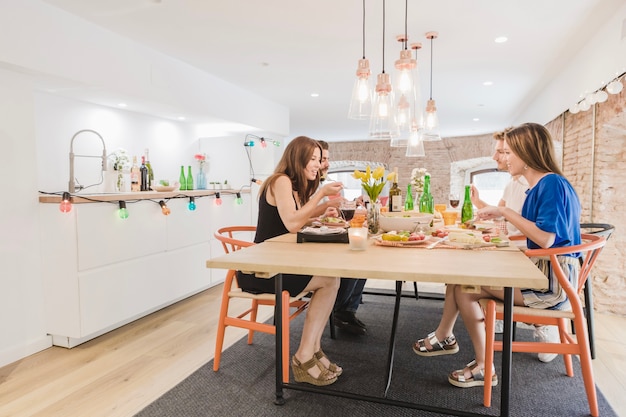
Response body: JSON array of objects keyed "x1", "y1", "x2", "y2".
[
  {"x1": 274, "y1": 273, "x2": 285, "y2": 405},
  {"x1": 500, "y1": 287, "x2": 513, "y2": 417},
  {"x1": 383, "y1": 280, "x2": 403, "y2": 397}
]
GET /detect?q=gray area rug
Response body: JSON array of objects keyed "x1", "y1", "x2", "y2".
[{"x1": 136, "y1": 294, "x2": 617, "y2": 417}]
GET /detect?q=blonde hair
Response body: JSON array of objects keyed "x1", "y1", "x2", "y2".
[{"x1": 504, "y1": 123, "x2": 563, "y2": 176}]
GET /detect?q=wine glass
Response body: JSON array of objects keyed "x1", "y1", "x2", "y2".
[
  {"x1": 340, "y1": 200, "x2": 356, "y2": 221},
  {"x1": 449, "y1": 193, "x2": 460, "y2": 209}
]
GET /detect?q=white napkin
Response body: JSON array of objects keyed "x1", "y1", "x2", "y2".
[{"x1": 300, "y1": 226, "x2": 346, "y2": 235}]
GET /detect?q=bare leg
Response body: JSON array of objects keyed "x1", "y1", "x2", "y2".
[
  {"x1": 293, "y1": 275, "x2": 339, "y2": 378},
  {"x1": 420, "y1": 284, "x2": 461, "y2": 350}
]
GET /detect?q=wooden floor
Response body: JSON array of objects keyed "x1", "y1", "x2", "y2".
[{"x1": 0, "y1": 282, "x2": 624, "y2": 417}]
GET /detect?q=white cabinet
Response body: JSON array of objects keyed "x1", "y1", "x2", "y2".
[{"x1": 39, "y1": 191, "x2": 253, "y2": 347}]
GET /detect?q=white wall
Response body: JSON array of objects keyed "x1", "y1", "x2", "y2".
[{"x1": 0, "y1": 69, "x2": 51, "y2": 366}]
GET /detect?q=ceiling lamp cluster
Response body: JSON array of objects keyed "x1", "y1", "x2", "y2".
[
  {"x1": 348, "y1": 0, "x2": 439, "y2": 157},
  {"x1": 569, "y1": 73, "x2": 624, "y2": 114}
]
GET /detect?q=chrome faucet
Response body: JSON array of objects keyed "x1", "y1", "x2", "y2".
[{"x1": 68, "y1": 129, "x2": 107, "y2": 192}]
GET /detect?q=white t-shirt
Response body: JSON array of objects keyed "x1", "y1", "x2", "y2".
[{"x1": 501, "y1": 175, "x2": 529, "y2": 235}]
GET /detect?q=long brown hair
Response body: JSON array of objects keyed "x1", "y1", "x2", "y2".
[
  {"x1": 260, "y1": 136, "x2": 322, "y2": 206},
  {"x1": 504, "y1": 123, "x2": 563, "y2": 176}
]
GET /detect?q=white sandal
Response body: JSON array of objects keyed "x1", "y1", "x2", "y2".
[
  {"x1": 448, "y1": 360, "x2": 498, "y2": 388},
  {"x1": 413, "y1": 332, "x2": 459, "y2": 357}
]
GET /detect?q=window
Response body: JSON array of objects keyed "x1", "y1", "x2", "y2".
[{"x1": 470, "y1": 169, "x2": 510, "y2": 206}]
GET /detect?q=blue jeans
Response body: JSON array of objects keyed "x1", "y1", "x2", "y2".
[{"x1": 334, "y1": 278, "x2": 367, "y2": 314}]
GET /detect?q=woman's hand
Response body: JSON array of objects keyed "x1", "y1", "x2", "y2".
[{"x1": 322, "y1": 181, "x2": 344, "y2": 197}]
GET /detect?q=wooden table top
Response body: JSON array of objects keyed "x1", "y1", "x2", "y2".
[{"x1": 207, "y1": 233, "x2": 547, "y2": 289}]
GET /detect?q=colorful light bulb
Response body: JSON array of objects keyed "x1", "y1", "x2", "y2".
[
  {"x1": 235, "y1": 192, "x2": 243, "y2": 205},
  {"x1": 214, "y1": 192, "x2": 223, "y2": 206},
  {"x1": 118, "y1": 201, "x2": 129, "y2": 219},
  {"x1": 188, "y1": 196, "x2": 196, "y2": 211},
  {"x1": 59, "y1": 192, "x2": 73, "y2": 213},
  {"x1": 159, "y1": 200, "x2": 171, "y2": 215},
  {"x1": 260, "y1": 138, "x2": 267, "y2": 148}
]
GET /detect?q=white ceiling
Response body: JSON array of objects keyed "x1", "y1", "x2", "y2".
[{"x1": 41, "y1": 0, "x2": 625, "y2": 141}]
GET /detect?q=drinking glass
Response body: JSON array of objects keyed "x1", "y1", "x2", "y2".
[
  {"x1": 449, "y1": 193, "x2": 460, "y2": 209},
  {"x1": 340, "y1": 200, "x2": 356, "y2": 221}
]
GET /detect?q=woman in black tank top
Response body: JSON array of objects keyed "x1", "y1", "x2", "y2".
[{"x1": 237, "y1": 136, "x2": 344, "y2": 386}]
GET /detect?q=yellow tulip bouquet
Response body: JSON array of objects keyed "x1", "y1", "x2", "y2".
[{"x1": 352, "y1": 165, "x2": 394, "y2": 203}]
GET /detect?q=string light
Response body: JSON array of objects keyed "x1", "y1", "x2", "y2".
[
  {"x1": 118, "y1": 201, "x2": 129, "y2": 219},
  {"x1": 59, "y1": 192, "x2": 73, "y2": 213},
  {"x1": 235, "y1": 192, "x2": 243, "y2": 205},
  {"x1": 159, "y1": 200, "x2": 171, "y2": 215},
  {"x1": 260, "y1": 137, "x2": 267, "y2": 148},
  {"x1": 188, "y1": 196, "x2": 196, "y2": 211},
  {"x1": 214, "y1": 192, "x2": 223, "y2": 206},
  {"x1": 251, "y1": 178, "x2": 263, "y2": 185}
]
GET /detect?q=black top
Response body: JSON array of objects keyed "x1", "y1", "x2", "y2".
[{"x1": 254, "y1": 187, "x2": 293, "y2": 243}]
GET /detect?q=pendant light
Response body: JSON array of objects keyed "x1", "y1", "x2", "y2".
[
  {"x1": 390, "y1": 0, "x2": 418, "y2": 147},
  {"x1": 406, "y1": 42, "x2": 425, "y2": 157},
  {"x1": 369, "y1": 0, "x2": 398, "y2": 139},
  {"x1": 422, "y1": 31, "x2": 441, "y2": 141},
  {"x1": 348, "y1": 0, "x2": 372, "y2": 120}
]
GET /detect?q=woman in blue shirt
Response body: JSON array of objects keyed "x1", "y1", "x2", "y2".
[{"x1": 412, "y1": 123, "x2": 581, "y2": 388}]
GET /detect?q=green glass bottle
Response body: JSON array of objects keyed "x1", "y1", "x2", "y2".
[
  {"x1": 186, "y1": 165, "x2": 194, "y2": 190},
  {"x1": 404, "y1": 184, "x2": 414, "y2": 211},
  {"x1": 179, "y1": 166, "x2": 187, "y2": 191},
  {"x1": 419, "y1": 175, "x2": 434, "y2": 213},
  {"x1": 461, "y1": 185, "x2": 474, "y2": 224}
]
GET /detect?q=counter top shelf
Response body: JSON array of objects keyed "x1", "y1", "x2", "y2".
[{"x1": 39, "y1": 188, "x2": 246, "y2": 203}]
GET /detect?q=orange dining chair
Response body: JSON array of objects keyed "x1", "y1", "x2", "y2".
[
  {"x1": 578, "y1": 223, "x2": 615, "y2": 359},
  {"x1": 480, "y1": 233, "x2": 606, "y2": 417},
  {"x1": 212, "y1": 226, "x2": 310, "y2": 382}
]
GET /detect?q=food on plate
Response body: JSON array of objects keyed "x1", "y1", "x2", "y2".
[
  {"x1": 431, "y1": 228, "x2": 449, "y2": 238},
  {"x1": 447, "y1": 231, "x2": 485, "y2": 245},
  {"x1": 321, "y1": 216, "x2": 345, "y2": 224},
  {"x1": 382, "y1": 230, "x2": 427, "y2": 242},
  {"x1": 159, "y1": 180, "x2": 170, "y2": 186}
]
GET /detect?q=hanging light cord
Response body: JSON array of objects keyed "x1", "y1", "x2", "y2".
[
  {"x1": 403, "y1": 0, "x2": 408, "y2": 50},
  {"x1": 429, "y1": 36, "x2": 434, "y2": 100},
  {"x1": 381, "y1": 0, "x2": 386, "y2": 73},
  {"x1": 361, "y1": 0, "x2": 366, "y2": 59}
]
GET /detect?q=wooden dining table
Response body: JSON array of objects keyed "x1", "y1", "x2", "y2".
[{"x1": 206, "y1": 232, "x2": 547, "y2": 417}]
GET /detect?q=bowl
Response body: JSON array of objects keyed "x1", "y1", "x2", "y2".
[{"x1": 378, "y1": 211, "x2": 434, "y2": 232}]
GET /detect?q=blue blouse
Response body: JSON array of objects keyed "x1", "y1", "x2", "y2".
[{"x1": 521, "y1": 173, "x2": 581, "y2": 254}]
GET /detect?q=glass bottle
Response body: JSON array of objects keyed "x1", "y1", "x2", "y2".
[
  {"x1": 388, "y1": 167, "x2": 402, "y2": 212},
  {"x1": 140, "y1": 156, "x2": 149, "y2": 191},
  {"x1": 144, "y1": 148, "x2": 154, "y2": 190},
  {"x1": 461, "y1": 185, "x2": 474, "y2": 224},
  {"x1": 130, "y1": 156, "x2": 140, "y2": 192},
  {"x1": 186, "y1": 165, "x2": 194, "y2": 190},
  {"x1": 179, "y1": 166, "x2": 187, "y2": 191},
  {"x1": 404, "y1": 184, "x2": 414, "y2": 211},
  {"x1": 419, "y1": 174, "x2": 434, "y2": 213}
]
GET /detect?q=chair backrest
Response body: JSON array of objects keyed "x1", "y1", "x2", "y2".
[
  {"x1": 523, "y1": 233, "x2": 606, "y2": 303},
  {"x1": 214, "y1": 226, "x2": 256, "y2": 254},
  {"x1": 580, "y1": 223, "x2": 614, "y2": 241}
]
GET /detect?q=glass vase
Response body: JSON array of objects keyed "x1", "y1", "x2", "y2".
[
  {"x1": 197, "y1": 167, "x2": 207, "y2": 190},
  {"x1": 116, "y1": 171, "x2": 125, "y2": 192},
  {"x1": 367, "y1": 201, "x2": 380, "y2": 235}
]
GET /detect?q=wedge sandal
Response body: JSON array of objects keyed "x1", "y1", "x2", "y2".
[
  {"x1": 448, "y1": 360, "x2": 498, "y2": 388},
  {"x1": 413, "y1": 332, "x2": 459, "y2": 357},
  {"x1": 291, "y1": 355, "x2": 337, "y2": 386},
  {"x1": 314, "y1": 349, "x2": 343, "y2": 376}
]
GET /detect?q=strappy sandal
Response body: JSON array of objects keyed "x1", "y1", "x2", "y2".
[
  {"x1": 291, "y1": 355, "x2": 338, "y2": 386},
  {"x1": 448, "y1": 360, "x2": 498, "y2": 388},
  {"x1": 413, "y1": 332, "x2": 459, "y2": 356},
  {"x1": 314, "y1": 349, "x2": 343, "y2": 376}
]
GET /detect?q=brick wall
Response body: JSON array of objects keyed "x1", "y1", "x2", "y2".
[{"x1": 329, "y1": 88, "x2": 626, "y2": 316}]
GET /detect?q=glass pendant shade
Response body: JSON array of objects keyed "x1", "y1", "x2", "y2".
[
  {"x1": 406, "y1": 128, "x2": 425, "y2": 157},
  {"x1": 390, "y1": 93, "x2": 410, "y2": 146},
  {"x1": 348, "y1": 58, "x2": 373, "y2": 119},
  {"x1": 369, "y1": 73, "x2": 398, "y2": 139},
  {"x1": 422, "y1": 99, "x2": 441, "y2": 141}
]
